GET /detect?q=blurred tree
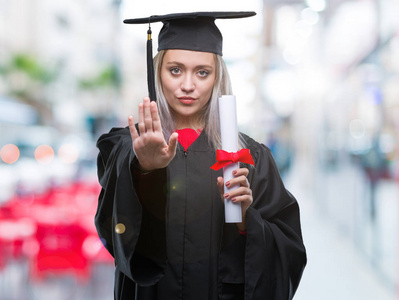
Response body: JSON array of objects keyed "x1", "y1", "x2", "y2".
[
  {"x1": 78, "y1": 64, "x2": 121, "y2": 90},
  {"x1": 10, "y1": 54, "x2": 56, "y2": 83},
  {"x1": 0, "y1": 53, "x2": 59, "y2": 124},
  {"x1": 77, "y1": 63, "x2": 121, "y2": 137}
]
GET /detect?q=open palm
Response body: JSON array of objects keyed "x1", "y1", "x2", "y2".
[{"x1": 128, "y1": 97, "x2": 178, "y2": 172}]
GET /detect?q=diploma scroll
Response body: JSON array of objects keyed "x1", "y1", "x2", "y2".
[{"x1": 218, "y1": 95, "x2": 242, "y2": 223}]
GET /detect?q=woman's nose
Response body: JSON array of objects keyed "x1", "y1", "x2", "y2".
[{"x1": 180, "y1": 75, "x2": 195, "y2": 92}]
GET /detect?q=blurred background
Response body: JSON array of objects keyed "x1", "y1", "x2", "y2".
[{"x1": 0, "y1": 0, "x2": 398, "y2": 299}]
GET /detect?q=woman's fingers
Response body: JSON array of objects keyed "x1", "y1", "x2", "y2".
[
  {"x1": 128, "y1": 115, "x2": 139, "y2": 140},
  {"x1": 138, "y1": 102, "x2": 145, "y2": 134},
  {"x1": 231, "y1": 176, "x2": 249, "y2": 188},
  {"x1": 136, "y1": 97, "x2": 163, "y2": 134},
  {"x1": 217, "y1": 177, "x2": 225, "y2": 196},
  {"x1": 143, "y1": 97, "x2": 153, "y2": 131},
  {"x1": 128, "y1": 97, "x2": 176, "y2": 171},
  {"x1": 224, "y1": 186, "x2": 252, "y2": 199},
  {"x1": 222, "y1": 167, "x2": 253, "y2": 209},
  {"x1": 167, "y1": 132, "x2": 179, "y2": 157},
  {"x1": 151, "y1": 101, "x2": 163, "y2": 132},
  {"x1": 232, "y1": 167, "x2": 249, "y2": 178},
  {"x1": 224, "y1": 186, "x2": 253, "y2": 213}
]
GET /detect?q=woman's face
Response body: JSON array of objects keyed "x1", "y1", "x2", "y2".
[{"x1": 160, "y1": 49, "x2": 216, "y2": 129}]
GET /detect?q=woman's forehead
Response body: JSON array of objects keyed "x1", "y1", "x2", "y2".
[{"x1": 163, "y1": 49, "x2": 216, "y2": 66}]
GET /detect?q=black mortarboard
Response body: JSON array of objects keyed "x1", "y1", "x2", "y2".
[{"x1": 123, "y1": 11, "x2": 256, "y2": 101}]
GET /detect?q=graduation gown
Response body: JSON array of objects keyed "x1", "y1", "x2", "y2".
[{"x1": 95, "y1": 127, "x2": 306, "y2": 300}]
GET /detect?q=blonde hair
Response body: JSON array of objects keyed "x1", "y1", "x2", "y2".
[{"x1": 154, "y1": 50, "x2": 244, "y2": 150}]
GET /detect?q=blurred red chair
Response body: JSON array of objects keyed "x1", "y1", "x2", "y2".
[
  {"x1": 30, "y1": 222, "x2": 90, "y2": 282},
  {"x1": 1, "y1": 180, "x2": 104, "y2": 282},
  {"x1": 0, "y1": 218, "x2": 37, "y2": 261}
]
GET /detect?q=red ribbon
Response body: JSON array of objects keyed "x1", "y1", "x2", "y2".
[{"x1": 210, "y1": 149, "x2": 255, "y2": 170}]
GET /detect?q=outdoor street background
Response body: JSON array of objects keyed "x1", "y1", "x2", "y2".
[{"x1": 1, "y1": 0, "x2": 399, "y2": 299}]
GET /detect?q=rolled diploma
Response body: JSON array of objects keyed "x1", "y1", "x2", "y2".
[{"x1": 219, "y1": 95, "x2": 242, "y2": 223}]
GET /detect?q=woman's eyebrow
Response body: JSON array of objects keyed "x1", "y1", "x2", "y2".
[
  {"x1": 164, "y1": 61, "x2": 184, "y2": 67},
  {"x1": 164, "y1": 61, "x2": 214, "y2": 69},
  {"x1": 195, "y1": 64, "x2": 214, "y2": 70}
]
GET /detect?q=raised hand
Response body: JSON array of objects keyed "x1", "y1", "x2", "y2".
[{"x1": 128, "y1": 97, "x2": 179, "y2": 172}]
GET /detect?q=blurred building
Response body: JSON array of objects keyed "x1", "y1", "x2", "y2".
[
  {"x1": 0, "y1": 4, "x2": 122, "y2": 299},
  {"x1": 0, "y1": 0, "x2": 124, "y2": 202},
  {"x1": 0, "y1": 0, "x2": 122, "y2": 137},
  {"x1": 260, "y1": 0, "x2": 399, "y2": 295}
]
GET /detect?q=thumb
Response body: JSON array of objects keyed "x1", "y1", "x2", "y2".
[
  {"x1": 217, "y1": 177, "x2": 225, "y2": 200},
  {"x1": 167, "y1": 132, "x2": 179, "y2": 156}
]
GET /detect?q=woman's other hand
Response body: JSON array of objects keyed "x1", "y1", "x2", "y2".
[
  {"x1": 129, "y1": 97, "x2": 178, "y2": 172},
  {"x1": 217, "y1": 167, "x2": 253, "y2": 231}
]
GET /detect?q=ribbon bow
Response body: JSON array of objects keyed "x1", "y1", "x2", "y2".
[{"x1": 210, "y1": 149, "x2": 255, "y2": 170}]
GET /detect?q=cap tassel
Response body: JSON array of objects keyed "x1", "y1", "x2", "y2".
[{"x1": 147, "y1": 25, "x2": 157, "y2": 101}]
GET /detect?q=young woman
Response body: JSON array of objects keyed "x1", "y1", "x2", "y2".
[{"x1": 95, "y1": 12, "x2": 306, "y2": 300}]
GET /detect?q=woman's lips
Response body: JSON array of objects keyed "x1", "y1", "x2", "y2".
[{"x1": 178, "y1": 97, "x2": 196, "y2": 104}]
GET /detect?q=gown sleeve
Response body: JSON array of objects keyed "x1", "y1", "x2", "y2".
[
  {"x1": 244, "y1": 138, "x2": 307, "y2": 299},
  {"x1": 95, "y1": 127, "x2": 168, "y2": 286}
]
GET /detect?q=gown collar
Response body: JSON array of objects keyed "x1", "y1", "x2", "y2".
[{"x1": 175, "y1": 128, "x2": 210, "y2": 152}]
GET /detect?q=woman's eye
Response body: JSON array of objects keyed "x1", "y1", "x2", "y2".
[
  {"x1": 170, "y1": 67, "x2": 181, "y2": 75},
  {"x1": 197, "y1": 70, "x2": 209, "y2": 77}
]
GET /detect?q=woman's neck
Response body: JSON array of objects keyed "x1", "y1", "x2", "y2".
[
  {"x1": 174, "y1": 116, "x2": 204, "y2": 130},
  {"x1": 175, "y1": 124, "x2": 203, "y2": 130}
]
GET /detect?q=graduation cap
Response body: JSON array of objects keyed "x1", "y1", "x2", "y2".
[{"x1": 123, "y1": 11, "x2": 256, "y2": 101}]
